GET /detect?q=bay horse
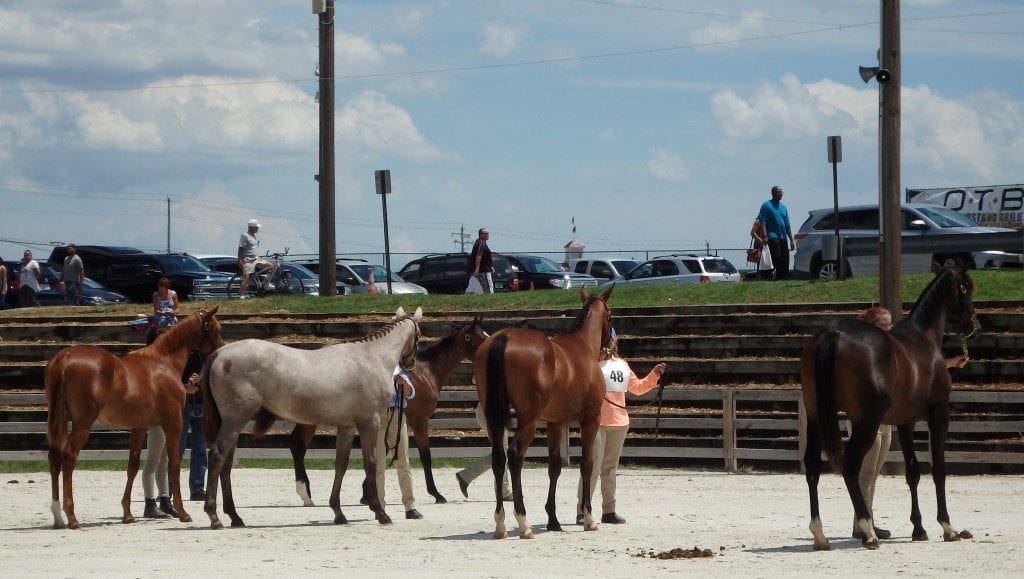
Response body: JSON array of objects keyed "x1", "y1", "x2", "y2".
[
  {"x1": 255, "y1": 317, "x2": 489, "y2": 506},
  {"x1": 45, "y1": 307, "x2": 224, "y2": 529},
  {"x1": 800, "y1": 268, "x2": 979, "y2": 550},
  {"x1": 201, "y1": 307, "x2": 422, "y2": 528},
  {"x1": 475, "y1": 286, "x2": 613, "y2": 539}
]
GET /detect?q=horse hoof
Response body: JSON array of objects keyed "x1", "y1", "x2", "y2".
[
  {"x1": 958, "y1": 530, "x2": 973, "y2": 540},
  {"x1": 863, "y1": 537, "x2": 879, "y2": 550},
  {"x1": 230, "y1": 519, "x2": 246, "y2": 527},
  {"x1": 377, "y1": 515, "x2": 393, "y2": 525},
  {"x1": 334, "y1": 514, "x2": 348, "y2": 525},
  {"x1": 519, "y1": 529, "x2": 535, "y2": 539},
  {"x1": 67, "y1": 521, "x2": 80, "y2": 531},
  {"x1": 434, "y1": 495, "x2": 448, "y2": 505},
  {"x1": 179, "y1": 514, "x2": 192, "y2": 523},
  {"x1": 812, "y1": 540, "x2": 830, "y2": 551},
  {"x1": 52, "y1": 522, "x2": 67, "y2": 530},
  {"x1": 547, "y1": 522, "x2": 563, "y2": 532},
  {"x1": 912, "y1": 531, "x2": 929, "y2": 542},
  {"x1": 943, "y1": 532, "x2": 962, "y2": 542},
  {"x1": 584, "y1": 522, "x2": 598, "y2": 532},
  {"x1": 122, "y1": 516, "x2": 135, "y2": 524},
  {"x1": 211, "y1": 521, "x2": 224, "y2": 530},
  {"x1": 494, "y1": 531, "x2": 507, "y2": 540}
]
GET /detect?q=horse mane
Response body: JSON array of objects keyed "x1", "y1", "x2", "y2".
[
  {"x1": 341, "y1": 317, "x2": 405, "y2": 344},
  {"x1": 905, "y1": 269, "x2": 969, "y2": 326},
  {"x1": 417, "y1": 327, "x2": 458, "y2": 362},
  {"x1": 137, "y1": 311, "x2": 205, "y2": 358},
  {"x1": 565, "y1": 295, "x2": 604, "y2": 334}
]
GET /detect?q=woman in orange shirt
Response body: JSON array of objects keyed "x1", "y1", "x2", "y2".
[{"x1": 577, "y1": 328, "x2": 666, "y2": 525}]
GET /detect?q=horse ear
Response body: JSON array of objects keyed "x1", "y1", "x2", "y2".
[
  {"x1": 601, "y1": 283, "x2": 614, "y2": 302},
  {"x1": 395, "y1": 306, "x2": 406, "y2": 320},
  {"x1": 413, "y1": 307, "x2": 423, "y2": 322},
  {"x1": 580, "y1": 288, "x2": 590, "y2": 302},
  {"x1": 207, "y1": 305, "x2": 219, "y2": 317}
]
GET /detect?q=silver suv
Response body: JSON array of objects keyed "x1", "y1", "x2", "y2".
[
  {"x1": 793, "y1": 203, "x2": 1021, "y2": 279},
  {"x1": 569, "y1": 257, "x2": 638, "y2": 283}
]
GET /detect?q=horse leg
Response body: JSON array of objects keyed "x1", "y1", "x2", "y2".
[
  {"x1": 577, "y1": 419, "x2": 600, "y2": 531},
  {"x1": 843, "y1": 421, "x2": 881, "y2": 549},
  {"x1": 121, "y1": 429, "x2": 146, "y2": 524},
  {"x1": 544, "y1": 422, "x2": 566, "y2": 532},
  {"x1": 205, "y1": 426, "x2": 242, "y2": 529},
  {"x1": 290, "y1": 424, "x2": 317, "y2": 506},
  {"x1": 220, "y1": 445, "x2": 245, "y2": 527},
  {"x1": 803, "y1": 419, "x2": 829, "y2": 551},
  {"x1": 61, "y1": 426, "x2": 91, "y2": 530},
  {"x1": 48, "y1": 445, "x2": 66, "y2": 529},
  {"x1": 509, "y1": 422, "x2": 538, "y2": 539},
  {"x1": 410, "y1": 417, "x2": 446, "y2": 504},
  {"x1": 896, "y1": 423, "x2": 927, "y2": 541},
  {"x1": 359, "y1": 420, "x2": 392, "y2": 525},
  {"x1": 490, "y1": 421, "x2": 509, "y2": 539},
  {"x1": 328, "y1": 427, "x2": 356, "y2": 525},
  {"x1": 161, "y1": 416, "x2": 191, "y2": 523},
  {"x1": 928, "y1": 407, "x2": 970, "y2": 542}
]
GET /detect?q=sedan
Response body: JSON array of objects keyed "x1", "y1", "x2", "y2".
[{"x1": 37, "y1": 277, "x2": 129, "y2": 306}]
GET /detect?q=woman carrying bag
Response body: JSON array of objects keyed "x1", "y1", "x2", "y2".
[{"x1": 749, "y1": 219, "x2": 774, "y2": 280}]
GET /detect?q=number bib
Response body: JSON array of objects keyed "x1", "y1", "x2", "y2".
[{"x1": 601, "y1": 358, "x2": 630, "y2": 392}]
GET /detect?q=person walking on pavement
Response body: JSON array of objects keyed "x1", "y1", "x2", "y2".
[
  {"x1": 367, "y1": 367, "x2": 423, "y2": 519},
  {"x1": 60, "y1": 244, "x2": 85, "y2": 305},
  {"x1": 455, "y1": 403, "x2": 513, "y2": 501},
  {"x1": 756, "y1": 185, "x2": 795, "y2": 280}
]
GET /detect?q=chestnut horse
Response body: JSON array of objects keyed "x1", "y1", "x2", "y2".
[
  {"x1": 45, "y1": 307, "x2": 224, "y2": 529},
  {"x1": 201, "y1": 307, "x2": 421, "y2": 528},
  {"x1": 255, "y1": 317, "x2": 489, "y2": 506},
  {"x1": 800, "y1": 269, "x2": 979, "y2": 550},
  {"x1": 476, "y1": 287, "x2": 612, "y2": 539}
]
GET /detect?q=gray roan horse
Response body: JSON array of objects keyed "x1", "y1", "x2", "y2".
[
  {"x1": 200, "y1": 307, "x2": 422, "y2": 528},
  {"x1": 800, "y1": 269, "x2": 979, "y2": 550}
]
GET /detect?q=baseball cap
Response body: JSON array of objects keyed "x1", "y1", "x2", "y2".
[{"x1": 248, "y1": 219, "x2": 261, "y2": 228}]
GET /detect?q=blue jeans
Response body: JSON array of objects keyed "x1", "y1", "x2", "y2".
[
  {"x1": 178, "y1": 402, "x2": 208, "y2": 492},
  {"x1": 64, "y1": 280, "x2": 81, "y2": 305}
]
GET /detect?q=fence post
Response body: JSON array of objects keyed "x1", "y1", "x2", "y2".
[{"x1": 722, "y1": 388, "x2": 737, "y2": 472}]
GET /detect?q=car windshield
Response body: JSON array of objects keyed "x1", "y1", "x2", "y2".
[
  {"x1": 516, "y1": 255, "x2": 562, "y2": 273},
  {"x1": 917, "y1": 206, "x2": 982, "y2": 228},
  {"x1": 612, "y1": 260, "x2": 638, "y2": 274},
  {"x1": 82, "y1": 277, "x2": 103, "y2": 289},
  {"x1": 350, "y1": 264, "x2": 406, "y2": 283},
  {"x1": 155, "y1": 254, "x2": 212, "y2": 273},
  {"x1": 701, "y1": 258, "x2": 737, "y2": 274}
]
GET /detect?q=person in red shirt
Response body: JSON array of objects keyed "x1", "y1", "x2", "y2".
[{"x1": 577, "y1": 328, "x2": 666, "y2": 525}]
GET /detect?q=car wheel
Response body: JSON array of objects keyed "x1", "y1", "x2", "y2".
[{"x1": 814, "y1": 261, "x2": 838, "y2": 280}]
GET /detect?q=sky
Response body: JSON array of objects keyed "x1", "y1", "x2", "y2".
[{"x1": 1, "y1": 1, "x2": 1022, "y2": 271}]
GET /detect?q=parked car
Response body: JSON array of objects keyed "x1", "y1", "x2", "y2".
[
  {"x1": 296, "y1": 258, "x2": 427, "y2": 295},
  {"x1": 397, "y1": 253, "x2": 516, "y2": 294},
  {"x1": 609, "y1": 254, "x2": 740, "y2": 286},
  {"x1": 503, "y1": 254, "x2": 598, "y2": 290},
  {"x1": 569, "y1": 257, "x2": 639, "y2": 283},
  {"x1": 37, "y1": 277, "x2": 129, "y2": 306},
  {"x1": 194, "y1": 254, "x2": 343, "y2": 296},
  {"x1": 793, "y1": 203, "x2": 1023, "y2": 280}
]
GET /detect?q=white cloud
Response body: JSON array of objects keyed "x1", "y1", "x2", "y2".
[
  {"x1": 689, "y1": 10, "x2": 766, "y2": 49},
  {"x1": 72, "y1": 98, "x2": 164, "y2": 152},
  {"x1": 647, "y1": 149, "x2": 689, "y2": 182},
  {"x1": 480, "y1": 21, "x2": 526, "y2": 57},
  {"x1": 336, "y1": 90, "x2": 445, "y2": 162}
]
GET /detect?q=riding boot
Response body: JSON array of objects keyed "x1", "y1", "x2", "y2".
[
  {"x1": 158, "y1": 495, "x2": 180, "y2": 518},
  {"x1": 143, "y1": 498, "x2": 169, "y2": 519}
]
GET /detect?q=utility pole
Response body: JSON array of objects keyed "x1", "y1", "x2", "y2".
[
  {"x1": 315, "y1": 0, "x2": 337, "y2": 295},
  {"x1": 878, "y1": 0, "x2": 902, "y2": 319},
  {"x1": 166, "y1": 197, "x2": 171, "y2": 253},
  {"x1": 452, "y1": 225, "x2": 470, "y2": 252}
]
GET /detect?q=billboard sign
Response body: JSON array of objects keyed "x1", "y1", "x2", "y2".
[{"x1": 906, "y1": 184, "x2": 1024, "y2": 229}]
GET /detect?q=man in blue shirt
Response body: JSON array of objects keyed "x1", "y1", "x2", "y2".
[{"x1": 757, "y1": 185, "x2": 796, "y2": 280}]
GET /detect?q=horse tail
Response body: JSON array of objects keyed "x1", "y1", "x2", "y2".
[
  {"x1": 813, "y1": 329, "x2": 844, "y2": 471},
  {"x1": 43, "y1": 352, "x2": 70, "y2": 451},
  {"x1": 483, "y1": 333, "x2": 511, "y2": 445},
  {"x1": 251, "y1": 408, "x2": 278, "y2": 439},
  {"x1": 200, "y1": 353, "x2": 222, "y2": 442}
]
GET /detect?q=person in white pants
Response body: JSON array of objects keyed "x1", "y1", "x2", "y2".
[{"x1": 370, "y1": 368, "x2": 422, "y2": 519}]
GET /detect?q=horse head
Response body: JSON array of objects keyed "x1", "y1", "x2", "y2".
[
  {"x1": 196, "y1": 306, "x2": 225, "y2": 354},
  {"x1": 458, "y1": 316, "x2": 490, "y2": 358},
  {"x1": 946, "y1": 269, "x2": 980, "y2": 339},
  {"x1": 580, "y1": 285, "x2": 614, "y2": 350},
  {"x1": 394, "y1": 306, "x2": 423, "y2": 372}
]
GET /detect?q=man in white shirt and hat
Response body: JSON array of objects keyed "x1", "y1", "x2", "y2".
[{"x1": 237, "y1": 218, "x2": 262, "y2": 298}]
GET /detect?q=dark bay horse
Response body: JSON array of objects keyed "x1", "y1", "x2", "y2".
[
  {"x1": 201, "y1": 307, "x2": 422, "y2": 528},
  {"x1": 256, "y1": 317, "x2": 489, "y2": 506},
  {"x1": 475, "y1": 287, "x2": 613, "y2": 539},
  {"x1": 45, "y1": 307, "x2": 223, "y2": 529},
  {"x1": 800, "y1": 269, "x2": 979, "y2": 550}
]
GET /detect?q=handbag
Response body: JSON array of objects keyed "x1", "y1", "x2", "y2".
[{"x1": 746, "y1": 246, "x2": 761, "y2": 264}]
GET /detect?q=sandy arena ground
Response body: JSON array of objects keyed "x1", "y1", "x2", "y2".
[{"x1": 1, "y1": 466, "x2": 1021, "y2": 577}]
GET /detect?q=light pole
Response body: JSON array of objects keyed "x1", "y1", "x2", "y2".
[{"x1": 314, "y1": 0, "x2": 337, "y2": 296}]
